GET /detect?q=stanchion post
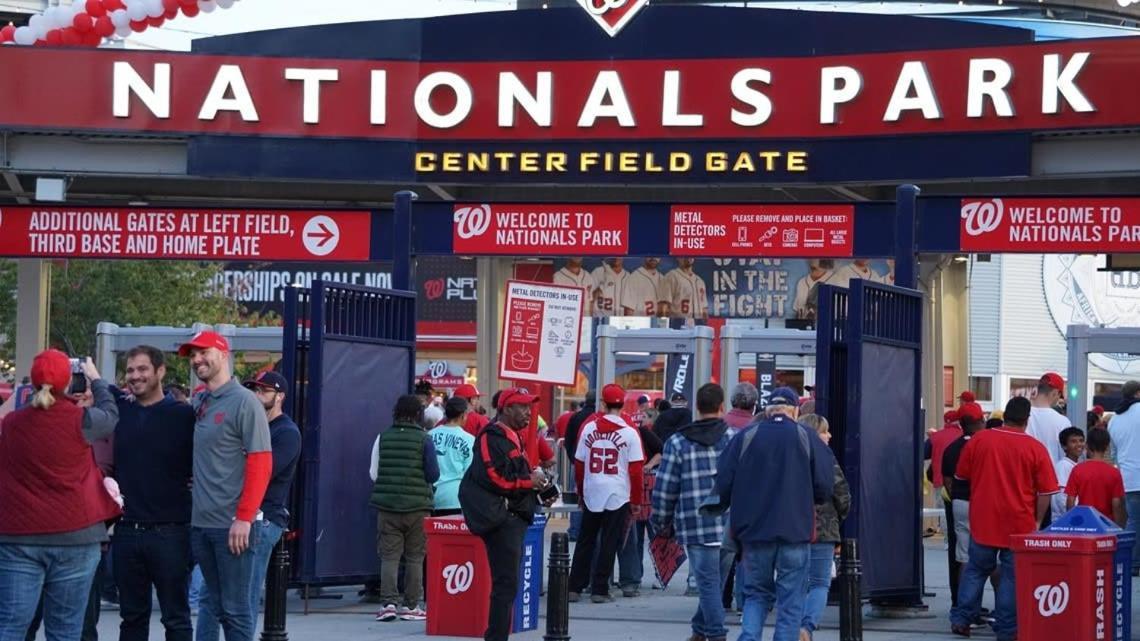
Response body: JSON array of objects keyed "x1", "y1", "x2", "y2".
[
  {"x1": 839, "y1": 538, "x2": 863, "y2": 641},
  {"x1": 260, "y1": 536, "x2": 291, "y2": 641},
  {"x1": 544, "y1": 532, "x2": 571, "y2": 641}
]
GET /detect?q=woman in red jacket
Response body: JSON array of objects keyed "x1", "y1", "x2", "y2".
[{"x1": 0, "y1": 349, "x2": 121, "y2": 641}]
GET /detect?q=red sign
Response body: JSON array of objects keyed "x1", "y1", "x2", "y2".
[
  {"x1": 670, "y1": 204, "x2": 854, "y2": 256},
  {"x1": 0, "y1": 207, "x2": 371, "y2": 260},
  {"x1": 453, "y1": 204, "x2": 628, "y2": 255},
  {"x1": 498, "y1": 280, "x2": 584, "y2": 386},
  {"x1": 2, "y1": 38, "x2": 1140, "y2": 141},
  {"x1": 959, "y1": 197, "x2": 1140, "y2": 252}
]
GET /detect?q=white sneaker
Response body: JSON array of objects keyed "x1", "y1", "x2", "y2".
[
  {"x1": 375, "y1": 604, "x2": 398, "y2": 622},
  {"x1": 398, "y1": 605, "x2": 427, "y2": 621}
]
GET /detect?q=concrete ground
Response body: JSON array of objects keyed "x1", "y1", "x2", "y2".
[{"x1": 41, "y1": 520, "x2": 1140, "y2": 641}]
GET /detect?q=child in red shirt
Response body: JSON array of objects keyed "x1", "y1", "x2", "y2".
[{"x1": 1066, "y1": 427, "x2": 1126, "y2": 525}]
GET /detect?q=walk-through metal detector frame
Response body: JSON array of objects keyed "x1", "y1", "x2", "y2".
[
  {"x1": 95, "y1": 322, "x2": 287, "y2": 381},
  {"x1": 1067, "y1": 324, "x2": 1140, "y2": 429},
  {"x1": 719, "y1": 327, "x2": 817, "y2": 396},
  {"x1": 594, "y1": 325, "x2": 713, "y2": 420}
]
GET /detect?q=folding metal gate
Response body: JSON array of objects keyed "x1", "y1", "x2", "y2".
[
  {"x1": 282, "y1": 281, "x2": 416, "y2": 585},
  {"x1": 816, "y1": 279, "x2": 924, "y2": 604}
]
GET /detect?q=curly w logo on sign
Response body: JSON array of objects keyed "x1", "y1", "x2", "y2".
[
  {"x1": 443, "y1": 562, "x2": 475, "y2": 595},
  {"x1": 576, "y1": 0, "x2": 649, "y2": 37},
  {"x1": 1033, "y1": 582, "x2": 1070, "y2": 618}
]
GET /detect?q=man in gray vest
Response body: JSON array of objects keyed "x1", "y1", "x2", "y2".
[{"x1": 368, "y1": 395, "x2": 440, "y2": 622}]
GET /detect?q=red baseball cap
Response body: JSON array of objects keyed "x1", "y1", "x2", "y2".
[
  {"x1": 497, "y1": 387, "x2": 540, "y2": 410},
  {"x1": 1040, "y1": 372, "x2": 1065, "y2": 394},
  {"x1": 1094, "y1": 405, "x2": 1105, "y2": 416},
  {"x1": 958, "y1": 402, "x2": 985, "y2": 423},
  {"x1": 943, "y1": 410, "x2": 959, "y2": 423},
  {"x1": 959, "y1": 390, "x2": 976, "y2": 403},
  {"x1": 178, "y1": 330, "x2": 230, "y2": 357},
  {"x1": 454, "y1": 383, "x2": 481, "y2": 400},
  {"x1": 602, "y1": 383, "x2": 625, "y2": 406},
  {"x1": 31, "y1": 349, "x2": 71, "y2": 391}
]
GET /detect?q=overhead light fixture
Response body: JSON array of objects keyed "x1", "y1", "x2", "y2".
[
  {"x1": 953, "y1": 254, "x2": 969, "y2": 263},
  {"x1": 35, "y1": 177, "x2": 67, "y2": 202}
]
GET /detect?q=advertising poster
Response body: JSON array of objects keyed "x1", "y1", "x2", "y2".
[
  {"x1": 499, "y1": 280, "x2": 585, "y2": 385},
  {"x1": 453, "y1": 203, "x2": 629, "y2": 255},
  {"x1": 961, "y1": 197, "x2": 1140, "y2": 252}
]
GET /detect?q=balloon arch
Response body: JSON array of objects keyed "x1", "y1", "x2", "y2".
[{"x1": 0, "y1": 0, "x2": 239, "y2": 47}]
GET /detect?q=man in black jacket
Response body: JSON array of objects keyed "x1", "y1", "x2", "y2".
[
  {"x1": 653, "y1": 392, "x2": 692, "y2": 444},
  {"x1": 459, "y1": 388, "x2": 554, "y2": 641},
  {"x1": 563, "y1": 392, "x2": 596, "y2": 541}
]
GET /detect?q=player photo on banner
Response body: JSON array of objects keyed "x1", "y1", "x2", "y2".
[{"x1": 552, "y1": 257, "x2": 896, "y2": 320}]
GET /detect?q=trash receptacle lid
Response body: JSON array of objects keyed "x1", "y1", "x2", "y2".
[
  {"x1": 424, "y1": 516, "x2": 472, "y2": 535},
  {"x1": 1047, "y1": 506, "x2": 1122, "y2": 535},
  {"x1": 1012, "y1": 531, "x2": 1117, "y2": 554}
]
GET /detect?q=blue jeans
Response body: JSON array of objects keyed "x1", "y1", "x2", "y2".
[
  {"x1": 189, "y1": 565, "x2": 205, "y2": 611},
  {"x1": 950, "y1": 540, "x2": 1016, "y2": 641},
  {"x1": 801, "y1": 542, "x2": 836, "y2": 632},
  {"x1": 687, "y1": 545, "x2": 728, "y2": 640},
  {"x1": 0, "y1": 542, "x2": 101, "y2": 641},
  {"x1": 738, "y1": 542, "x2": 809, "y2": 641},
  {"x1": 191, "y1": 526, "x2": 259, "y2": 641},
  {"x1": 1125, "y1": 492, "x2": 1140, "y2": 571},
  {"x1": 197, "y1": 521, "x2": 282, "y2": 641},
  {"x1": 618, "y1": 521, "x2": 646, "y2": 590}
]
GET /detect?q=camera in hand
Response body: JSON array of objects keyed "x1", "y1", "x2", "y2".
[{"x1": 68, "y1": 358, "x2": 87, "y2": 394}]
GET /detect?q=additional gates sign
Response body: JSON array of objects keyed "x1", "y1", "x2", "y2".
[
  {"x1": 499, "y1": 280, "x2": 585, "y2": 386},
  {"x1": 669, "y1": 204, "x2": 854, "y2": 256},
  {"x1": 453, "y1": 204, "x2": 629, "y2": 255},
  {"x1": 0, "y1": 207, "x2": 371, "y2": 260},
  {"x1": 960, "y1": 197, "x2": 1140, "y2": 252}
]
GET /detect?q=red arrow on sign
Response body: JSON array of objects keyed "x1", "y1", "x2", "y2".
[{"x1": 306, "y1": 223, "x2": 336, "y2": 248}]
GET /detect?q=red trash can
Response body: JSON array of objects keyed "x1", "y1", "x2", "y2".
[
  {"x1": 425, "y1": 516, "x2": 492, "y2": 637},
  {"x1": 1011, "y1": 530, "x2": 1115, "y2": 641}
]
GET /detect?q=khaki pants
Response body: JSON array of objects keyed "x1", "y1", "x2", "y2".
[{"x1": 376, "y1": 510, "x2": 429, "y2": 607}]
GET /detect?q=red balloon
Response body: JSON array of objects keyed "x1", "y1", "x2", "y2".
[
  {"x1": 164, "y1": 7, "x2": 178, "y2": 19},
  {"x1": 94, "y1": 16, "x2": 114, "y2": 37},
  {"x1": 162, "y1": 0, "x2": 179, "y2": 11},
  {"x1": 45, "y1": 29, "x2": 62, "y2": 45},
  {"x1": 86, "y1": 0, "x2": 107, "y2": 17},
  {"x1": 0, "y1": 25, "x2": 16, "y2": 42},
  {"x1": 104, "y1": 0, "x2": 125, "y2": 10},
  {"x1": 73, "y1": 13, "x2": 93, "y2": 32},
  {"x1": 147, "y1": 15, "x2": 164, "y2": 27},
  {"x1": 129, "y1": 19, "x2": 147, "y2": 32},
  {"x1": 61, "y1": 28, "x2": 81, "y2": 46},
  {"x1": 178, "y1": 0, "x2": 197, "y2": 6},
  {"x1": 181, "y1": 4, "x2": 199, "y2": 17},
  {"x1": 82, "y1": 29, "x2": 101, "y2": 46}
]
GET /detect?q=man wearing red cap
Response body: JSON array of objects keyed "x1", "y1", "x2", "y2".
[
  {"x1": 569, "y1": 383, "x2": 645, "y2": 604},
  {"x1": 458, "y1": 388, "x2": 553, "y2": 641},
  {"x1": 451, "y1": 383, "x2": 490, "y2": 436},
  {"x1": 179, "y1": 330, "x2": 272, "y2": 641}
]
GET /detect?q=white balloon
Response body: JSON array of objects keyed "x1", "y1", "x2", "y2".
[
  {"x1": 115, "y1": 24, "x2": 131, "y2": 37},
  {"x1": 145, "y1": 0, "x2": 164, "y2": 17},
  {"x1": 44, "y1": 7, "x2": 61, "y2": 29},
  {"x1": 126, "y1": 3, "x2": 147, "y2": 20},
  {"x1": 28, "y1": 14, "x2": 47, "y2": 38},
  {"x1": 13, "y1": 26, "x2": 35, "y2": 45},
  {"x1": 199, "y1": 0, "x2": 217, "y2": 12},
  {"x1": 110, "y1": 9, "x2": 130, "y2": 27},
  {"x1": 216, "y1": 0, "x2": 234, "y2": 9}
]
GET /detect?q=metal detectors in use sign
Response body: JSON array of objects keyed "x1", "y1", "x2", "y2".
[
  {"x1": 0, "y1": 207, "x2": 371, "y2": 260},
  {"x1": 960, "y1": 198, "x2": 1140, "y2": 252},
  {"x1": 669, "y1": 204, "x2": 854, "y2": 256},
  {"x1": 499, "y1": 280, "x2": 585, "y2": 386},
  {"x1": 453, "y1": 203, "x2": 629, "y2": 255}
]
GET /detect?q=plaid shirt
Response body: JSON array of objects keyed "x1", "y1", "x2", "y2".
[{"x1": 650, "y1": 428, "x2": 731, "y2": 546}]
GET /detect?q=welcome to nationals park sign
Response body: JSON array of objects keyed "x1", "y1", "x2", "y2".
[{"x1": 3, "y1": 7, "x2": 1140, "y2": 185}]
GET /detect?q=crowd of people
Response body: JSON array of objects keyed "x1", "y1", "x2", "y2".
[
  {"x1": 927, "y1": 372, "x2": 1134, "y2": 641},
  {"x1": 0, "y1": 332, "x2": 301, "y2": 641}
]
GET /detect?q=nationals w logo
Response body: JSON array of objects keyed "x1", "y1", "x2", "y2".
[
  {"x1": 443, "y1": 562, "x2": 475, "y2": 595},
  {"x1": 576, "y1": 0, "x2": 649, "y2": 37},
  {"x1": 1033, "y1": 581, "x2": 1070, "y2": 618},
  {"x1": 453, "y1": 204, "x2": 492, "y2": 240}
]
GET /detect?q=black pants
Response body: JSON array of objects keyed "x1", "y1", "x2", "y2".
[
  {"x1": 479, "y1": 515, "x2": 529, "y2": 641},
  {"x1": 569, "y1": 504, "x2": 630, "y2": 597},
  {"x1": 113, "y1": 524, "x2": 194, "y2": 641},
  {"x1": 943, "y1": 498, "x2": 960, "y2": 608}
]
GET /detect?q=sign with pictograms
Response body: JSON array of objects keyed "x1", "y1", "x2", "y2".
[
  {"x1": 499, "y1": 280, "x2": 585, "y2": 386},
  {"x1": 452, "y1": 203, "x2": 629, "y2": 255},
  {"x1": 960, "y1": 197, "x2": 1140, "y2": 252},
  {"x1": 0, "y1": 206, "x2": 371, "y2": 261},
  {"x1": 669, "y1": 204, "x2": 854, "y2": 257}
]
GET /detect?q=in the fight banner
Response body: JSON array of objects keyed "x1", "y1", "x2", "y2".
[
  {"x1": 0, "y1": 207, "x2": 371, "y2": 260},
  {"x1": 453, "y1": 204, "x2": 629, "y2": 255},
  {"x1": 960, "y1": 198, "x2": 1140, "y2": 252},
  {"x1": 670, "y1": 204, "x2": 854, "y2": 257}
]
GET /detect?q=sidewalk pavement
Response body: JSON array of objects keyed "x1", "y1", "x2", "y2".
[{"x1": 56, "y1": 528, "x2": 1140, "y2": 641}]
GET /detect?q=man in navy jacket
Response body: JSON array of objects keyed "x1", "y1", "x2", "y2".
[{"x1": 714, "y1": 387, "x2": 835, "y2": 641}]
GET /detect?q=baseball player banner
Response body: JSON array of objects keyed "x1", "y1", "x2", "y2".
[
  {"x1": 960, "y1": 197, "x2": 1140, "y2": 252},
  {"x1": 498, "y1": 280, "x2": 586, "y2": 386},
  {"x1": 453, "y1": 203, "x2": 629, "y2": 255},
  {"x1": 670, "y1": 204, "x2": 854, "y2": 257}
]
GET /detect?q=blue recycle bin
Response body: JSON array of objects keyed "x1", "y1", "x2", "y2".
[
  {"x1": 513, "y1": 513, "x2": 547, "y2": 633},
  {"x1": 1047, "y1": 506, "x2": 1133, "y2": 641}
]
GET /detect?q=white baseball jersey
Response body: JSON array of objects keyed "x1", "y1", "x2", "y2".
[
  {"x1": 553, "y1": 267, "x2": 596, "y2": 315},
  {"x1": 621, "y1": 267, "x2": 665, "y2": 317},
  {"x1": 792, "y1": 271, "x2": 834, "y2": 318},
  {"x1": 826, "y1": 263, "x2": 884, "y2": 289},
  {"x1": 592, "y1": 265, "x2": 629, "y2": 317},
  {"x1": 663, "y1": 269, "x2": 709, "y2": 318},
  {"x1": 574, "y1": 415, "x2": 645, "y2": 512}
]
